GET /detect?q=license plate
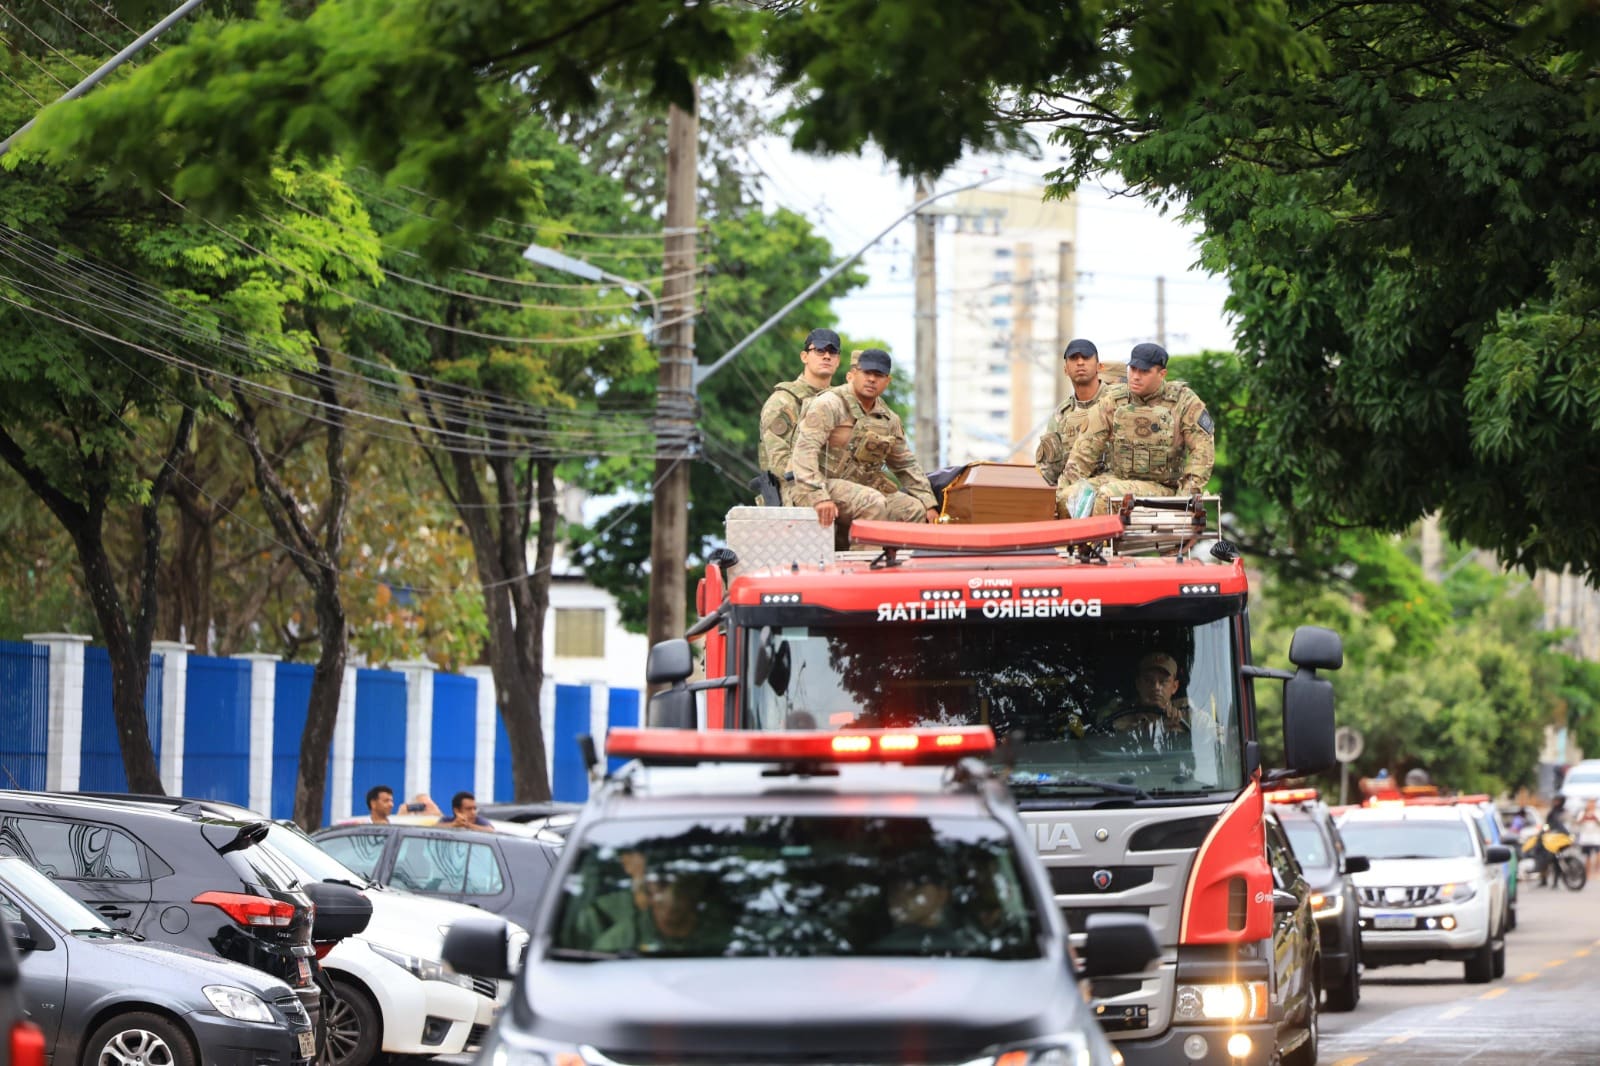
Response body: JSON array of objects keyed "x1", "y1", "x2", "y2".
[
  {"x1": 297, "y1": 957, "x2": 313, "y2": 984},
  {"x1": 1374, "y1": 914, "x2": 1415, "y2": 930},
  {"x1": 297, "y1": 1031, "x2": 316, "y2": 1059}
]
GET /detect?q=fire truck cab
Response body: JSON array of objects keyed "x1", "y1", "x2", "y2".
[{"x1": 647, "y1": 495, "x2": 1341, "y2": 1066}]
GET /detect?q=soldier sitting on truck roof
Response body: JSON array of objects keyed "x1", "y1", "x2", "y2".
[
  {"x1": 786, "y1": 347, "x2": 938, "y2": 545},
  {"x1": 755, "y1": 328, "x2": 843, "y2": 505},
  {"x1": 1059, "y1": 342, "x2": 1215, "y2": 516},
  {"x1": 1036, "y1": 338, "x2": 1114, "y2": 513}
]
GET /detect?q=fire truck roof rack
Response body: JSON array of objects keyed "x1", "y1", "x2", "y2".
[{"x1": 844, "y1": 494, "x2": 1224, "y2": 564}]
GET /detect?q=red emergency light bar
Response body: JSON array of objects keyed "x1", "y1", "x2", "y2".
[
  {"x1": 606, "y1": 726, "x2": 996, "y2": 765},
  {"x1": 847, "y1": 516, "x2": 1125, "y2": 553},
  {"x1": 1265, "y1": 788, "x2": 1321, "y2": 804}
]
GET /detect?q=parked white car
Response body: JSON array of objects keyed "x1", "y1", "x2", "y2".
[
  {"x1": 1336, "y1": 805, "x2": 1513, "y2": 984},
  {"x1": 1558, "y1": 759, "x2": 1600, "y2": 804},
  {"x1": 262, "y1": 821, "x2": 527, "y2": 1065}
]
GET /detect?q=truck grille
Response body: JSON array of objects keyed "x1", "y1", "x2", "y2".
[
  {"x1": 1358, "y1": 885, "x2": 1443, "y2": 908},
  {"x1": 1061, "y1": 906, "x2": 1150, "y2": 933},
  {"x1": 1050, "y1": 865, "x2": 1155, "y2": 895}
]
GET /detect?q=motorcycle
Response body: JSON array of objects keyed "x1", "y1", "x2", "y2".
[{"x1": 1521, "y1": 825, "x2": 1587, "y2": 890}]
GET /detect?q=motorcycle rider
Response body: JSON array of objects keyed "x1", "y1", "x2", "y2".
[{"x1": 1535, "y1": 795, "x2": 1571, "y2": 887}]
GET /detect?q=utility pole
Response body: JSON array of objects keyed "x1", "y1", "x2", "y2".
[
  {"x1": 1008, "y1": 242, "x2": 1034, "y2": 462},
  {"x1": 1054, "y1": 239, "x2": 1076, "y2": 408},
  {"x1": 1155, "y1": 275, "x2": 1167, "y2": 349},
  {"x1": 647, "y1": 94, "x2": 698, "y2": 656},
  {"x1": 913, "y1": 175, "x2": 939, "y2": 469}
]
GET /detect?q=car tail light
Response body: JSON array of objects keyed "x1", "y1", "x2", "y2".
[
  {"x1": 12, "y1": 1020, "x2": 46, "y2": 1066},
  {"x1": 193, "y1": 891, "x2": 297, "y2": 928}
]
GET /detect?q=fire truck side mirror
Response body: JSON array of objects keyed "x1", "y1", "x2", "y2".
[
  {"x1": 1288, "y1": 625, "x2": 1343, "y2": 671},
  {"x1": 1282, "y1": 671, "x2": 1336, "y2": 773},
  {"x1": 647, "y1": 639, "x2": 694, "y2": 685},
  {"x1": 649, "y1": 689, "x2": 697, "y2": 729}
]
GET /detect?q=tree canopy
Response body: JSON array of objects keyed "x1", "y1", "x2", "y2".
[{"x1": 1037, "y1": 2, "x2": 1600, "y2": 578}]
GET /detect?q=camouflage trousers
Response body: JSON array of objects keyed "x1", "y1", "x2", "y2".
[
  {"x1": 823, "y1": 478, "x2": 929, "y2": 524},
  {"x1": 1055, "y1": 476, "x2": 1176, "y2": 517}
]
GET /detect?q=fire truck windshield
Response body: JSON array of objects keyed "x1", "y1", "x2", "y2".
[{"x1": 742, "y1": 616, "x2": 1246, "y2": 799}]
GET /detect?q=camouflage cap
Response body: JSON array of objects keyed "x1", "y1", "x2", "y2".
[{"x1": 1137, "y1": 651, "x2": 1179, "y2": 679}]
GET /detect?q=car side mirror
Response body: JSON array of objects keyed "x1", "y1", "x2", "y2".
[
  {"x1": 1342, "y1": 855, "x2": 1370, "y2": 875},
  {"x1": 442, "y1": 916, "x2": 514, "y2": 980},
  {"x1": 9, "y1": 920, "x2": 36, "y2": 952},
  {"x1": 1273, "y1": 889, "x2": 1300, "y2": 914},
  {"x1": 1079, "y1": 913, "x2": 1159, "y2": 978},
  {"x1": 1485, "y1": 845, "x2": 1513, "y2": 865}
]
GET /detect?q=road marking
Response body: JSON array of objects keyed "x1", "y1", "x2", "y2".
[
  {"x1": 1577, "y1": 948, "x2": 1591, "y2": 958},
  {"x1": 1516, "y1": 971, "x2": 1539, "y2": 982},
  {"x1": 1384, "y1": 1034, "x2": 1415, "y2": 1045},
  {"x1": 1480, "y1": 987, "x2": 1508, "y2": 999},
  {"x1": 1441, "y1": 1005, "x2": 1469, "y2": 1020},
  {"x1": 1330, "y1": 1058, "x2": 1370, "y2": 1066},
  {"x1": 1545, "y1": 958, "x2": 1567, "y2": 968}
]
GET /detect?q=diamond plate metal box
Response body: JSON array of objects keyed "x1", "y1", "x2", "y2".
[{"x1": 723, "y1": 507, "x2": 834, "y2": 578}]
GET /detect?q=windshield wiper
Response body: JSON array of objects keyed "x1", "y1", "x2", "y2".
[
  {"x1": 546, "y1": 947, "x2": 638, "y2": 962},
  {"x1": 71, "y1": 927, "x2": 139, "y2": 939},
  {"x1": 322, "y1": 877, "x2": 372, "y2": 891},
  {"x1": 1019, "y1": 777, "x2": 1151, "y2": 800}
]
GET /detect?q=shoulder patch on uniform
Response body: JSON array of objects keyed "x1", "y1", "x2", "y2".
[
  {"x1": 1197, "y1": 409, "x2": 1215, "y2": 436},
  {"x1": 771, "y1": 411, "x2": 795, "y2": 438}
]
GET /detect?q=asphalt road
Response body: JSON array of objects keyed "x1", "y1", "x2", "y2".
[{"x1": 1321, "y1": 875, "x2": 1600, "y2": 1064}]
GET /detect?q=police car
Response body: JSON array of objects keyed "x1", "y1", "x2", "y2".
[
  {"x1": 443, "y1": 727, "x2": 1156, "y2": 1066},
  {"x1": 1336, "y1": 804, "x2": 1513, "y2": 983}
]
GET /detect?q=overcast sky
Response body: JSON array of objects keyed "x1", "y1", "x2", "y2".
[{"x1": 745, "y1": 138, "x2": 1238, "y2": 382}]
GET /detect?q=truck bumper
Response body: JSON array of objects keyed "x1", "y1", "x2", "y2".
[{"x1": 1113, "y1": 1021, "x2": 1277, "y2": 1066}]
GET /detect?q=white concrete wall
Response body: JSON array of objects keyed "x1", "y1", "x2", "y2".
[
  {"x1": 235, "y1": 654, "x2": 280, "y2": 815},
  {"x1": 29, "y1": 633, "x2": 89, "y2": 792},
  {"x1": 545, "y1": 580, "x2": 650, "y2": 691},
  {"x1": 151, "y1": 641, "x2": 193, "y2": 795}
]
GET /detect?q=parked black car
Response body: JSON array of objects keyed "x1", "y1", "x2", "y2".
[
  {"x1": 312, "y1": 823, "x2": 559, "y2": 923},
  {"x1": 1268, "y1": 789, "x2": 1370, "y2": 1011},
  {"x1": 0, "y1": 792, "x2": 367, "y2": 1053},
  {"x1": 2, "y1": 857, "x2": 316, "y2": 1066},
  {"x1": 1264, "y1": 810, "x2": 1322, "y2": 1066}
]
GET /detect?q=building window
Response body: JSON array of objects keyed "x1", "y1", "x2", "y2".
[
  {"x1": 992, "y1": 316, "x2": 1009, "y2": 329},
  {"x1": 993, "y1": 270, "x2": 1013, "y2": 282},
  {"x1": 994, "y1": 248, "x2": 1013, "y2": 259},
  {"x1": 991, "y1": 293, "x2": 1012, "y2": 306},
  {"x1": 555, "y1": 607, "x2": 606, "y2": 658}
]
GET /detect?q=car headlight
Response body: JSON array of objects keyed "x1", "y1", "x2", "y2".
[
  {"x1": 963, "y1": 1035, "x2": 1092, "y2": 1066},
  {"x1": 371, "y1": 944, "x2": 475, "y2": 991},
  {"x1": 1310, "y1": 890, "x2": 1344, "y2": 920},
  {"x1": 1437, "y1": 881, "x2": 1477, "y2": 904},
  {"x1": 1173, "y1": 981, "x2": 1270, "y2": 1023},
  {"x1": 203, "y1": 985, "x2": 275, "y2": 1023}
]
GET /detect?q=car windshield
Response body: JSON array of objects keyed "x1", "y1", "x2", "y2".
[
  {"x1": 1280, "y1": 818, "x2": 1332, "y2": 868},
  {"x1": 742, "y1": 615, "x2": 1245, "y2": 799},
  {"x1": 265, "y1": 824, "x2": 371, "y2": 885},
  {"x1": 550, "y1": 815, "x2": 1042, "y2": 960},
  {"x1": 0, "y1": 859, "x2": 115, "y2": 932},
  {"x1": 1564, "y1": 769, "x2": 1600, "y2": 786},
  {"x1": 1339, "y1": 820, "x2": 1475, "y2": 860}
]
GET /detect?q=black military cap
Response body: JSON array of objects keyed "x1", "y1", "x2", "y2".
[
  {"x1": 1129, "y1": 342, "x2": 1169, "y2": 370},
  {"x1": 1063, "y1": 338, "x2": 1098, "y2": 360},
  {"x1": 804, "y1": 328, "x2": 842, "y2": 353},
  {"x1": 856, "y1": 348, "x2": 892, "y2": 374}
]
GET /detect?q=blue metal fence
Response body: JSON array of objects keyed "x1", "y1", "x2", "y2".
[
  {"x1": 606, "y1": 687, "x2": 641, "y2": 774},
  {"x1": 78, "y1": 647, "x2": 164, "y2": 793},
  {"x1": 493, "y1": 712, "x2": 514, "y2": 802},
  {"x1": 551, "y1": 685, "x2": 590, "y2": 803},
  {"x1": 271, "y1": 663, "x2": 335, "y2": 825},
  {"x1": 431, "y1": 673, "x2": 477, "y2": 802},
  {"x1": 352, "y1": 668, "x2": 407, "y2": 813},
  {"x1": 184, "y1": 655, "x2": 252, "y2": 804},
  {"x1": 0, "y1": 641, "x2": 49, "y2": 790}
]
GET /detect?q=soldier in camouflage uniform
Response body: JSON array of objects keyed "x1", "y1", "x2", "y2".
[
  {"x1": 1036, "y1": 337, "x2": 1114, "y2": 516},
  {"x1": 1061, "y1": 343, "x2": 1214, "y2": 514},
  {"x1": 757, "y1": 328, "x2": 842, "y2": 503},
  {"x1": 787, "y1": 348, "x2": 938, "y2": 540}
]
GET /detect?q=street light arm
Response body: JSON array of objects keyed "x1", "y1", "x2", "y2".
[{"x1": 692, "y1": 175, "x2": 998, "y2": 388}]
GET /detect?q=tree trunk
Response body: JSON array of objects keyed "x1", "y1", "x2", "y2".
[
  {"x1": 445, "y1": 445, "x2": 552, "y2": 802},
  {"x1": 229, "y1": 341, "x2": 352, "y2": 829}
]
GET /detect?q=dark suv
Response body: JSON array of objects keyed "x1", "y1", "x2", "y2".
[
  {"x1": 1267, "y1": 789, "x2": 1369, "y2": 1012},
  {"x1": 0, "y1": 792, "x2": 329, "y2": 1044}
]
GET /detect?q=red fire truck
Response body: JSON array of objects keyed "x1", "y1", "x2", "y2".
[{"x1": 645, "y1": 493, "x2": 1340, "y2": 1066}]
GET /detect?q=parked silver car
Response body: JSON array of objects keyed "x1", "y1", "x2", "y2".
[{"x1": 0, "y1": 857, "x2": 315, "y2": 1066}]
